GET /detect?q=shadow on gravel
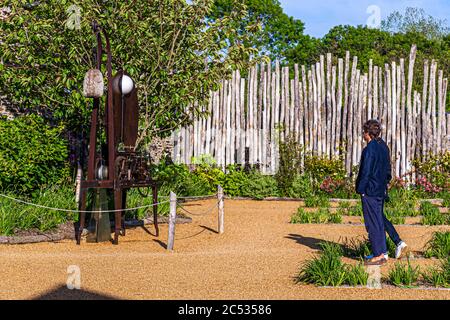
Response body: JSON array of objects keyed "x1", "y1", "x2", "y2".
[
  {"x1": 153, "y1": 239, "x2": 167, "y2": 249},
  {"x1": 200, "y1": 225, "x2": 218, "y2": 234},
  {"x1": 285, "y1": 234, "x2": 336, "y2": 251},
  {"x1": 32, "y1": 285, "x2": 118, "y2": 300}
]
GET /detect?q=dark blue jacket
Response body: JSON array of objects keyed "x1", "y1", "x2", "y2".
[{"x1": 355, "y1": 138, "x2": 392, "y2": 197}]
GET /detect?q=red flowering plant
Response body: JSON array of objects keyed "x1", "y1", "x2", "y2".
[
  {"x1": 411, "y1": 152, "x2": 449, "y2": 196},
  {"x1": 390, "y1": 177, "x2": 407, "y2": 190},
  {"x1": 320, "y1": 177, "x2": 345, "y2": 195},
  {"x1": 415, "y1": 176, "x2": 442, "y2": 194}
]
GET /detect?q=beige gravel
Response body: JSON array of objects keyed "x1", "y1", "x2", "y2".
[{"x1": 0, "y1": 199, "x2": 449, "y2": 300}]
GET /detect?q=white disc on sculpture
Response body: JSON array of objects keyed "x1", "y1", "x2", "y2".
[{"x1": 121, "y1": 75, "x2": 134, "y2": 95}]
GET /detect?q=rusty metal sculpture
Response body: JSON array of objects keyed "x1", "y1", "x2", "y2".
[{"x1": 77, "y1": 21, "x2": 159, "y2": 245}]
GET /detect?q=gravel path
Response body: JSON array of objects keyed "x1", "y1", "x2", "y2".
[{"x1": 0, "y1": 199, "x2": 449, "y2": 300}]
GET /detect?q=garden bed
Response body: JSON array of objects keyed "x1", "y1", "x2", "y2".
[
  {"x1": 0, "y1": 198, "x2": 449, "y2": 299},
  {"x1": 0, "y1": 215, "x2": 192, "y2": 245}
]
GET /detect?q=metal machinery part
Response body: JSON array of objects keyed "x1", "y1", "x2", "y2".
[{"x1": 76, "y1": 21, "x2": 159, "y2": 245}]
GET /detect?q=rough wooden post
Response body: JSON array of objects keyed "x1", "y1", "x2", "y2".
[
  {"x1": 75, "y1": 162, "x2": 83, "y2": 207},
  {"x1": 218, "y1": 185, "x2": 224, "y2": 234},
  {"x1": 167, "y1": 191, "x2": 177, "y2": 251}
]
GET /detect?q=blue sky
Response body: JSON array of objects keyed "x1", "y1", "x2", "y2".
[{"x1": 279, "y1": 0, "x2": 450, "y2": 38}]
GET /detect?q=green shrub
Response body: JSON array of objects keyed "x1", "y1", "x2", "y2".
[
  {"x1": 240, "y1": 171, "x2": 279, "y2": 199},
  {"x1": 422, "y1": 258, "x2": 450, "y2": 288},
  {"x1": 0, "y1": 115, "x2": 70, "y2": 194},
  {"x1": 287, "y1": 174, "x2": 314, "y2": 198},
  {"x1": 304, "y1": 154, "x2": 346, "y2": 184},
  {"x1": 151, "y1": 162, "x2": 214, "y2": 197},
  {"x1": 220, "y1": 165, "x2": 249, "y2": 197},
  {"x1": 275, "y1": 133, "x2": 303, "y2": 195},
  {"x1": 304, "y1": 194, "x2": 330, "y2": 208},
  {"x1": 387, "y1": 259, "x2": 420, "y2": 287},
  {"x1": 0, "y1": 185, "x2": 76, "y2": 236},
  {"x1": 424, "y1": 231, "x2": 450, "y2": 259}
]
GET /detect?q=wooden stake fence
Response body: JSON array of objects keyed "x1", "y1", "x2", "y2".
[{"x1": 172, "y1": 45, "x2": 449, "y2": 180}]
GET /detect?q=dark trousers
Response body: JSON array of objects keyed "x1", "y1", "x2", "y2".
[
  {"x1": 361, "y1": 195, "x2": 387, "y2": 256},
  {"x1": 381, "y1": 198, "x2": 402, "y2": 246}
]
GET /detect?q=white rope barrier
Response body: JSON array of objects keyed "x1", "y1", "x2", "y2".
[
  {"x1": 0, "y1": 193, "x2": 171, "y2": 214},
  {"x1": 176, "y1": 199, "x2": 221, "y2": 216}
]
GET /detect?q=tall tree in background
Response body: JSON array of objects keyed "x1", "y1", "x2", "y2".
[
  {"x1": 209, "y1": 0, "x2": 316, "y2": 65},
  {"x1": 381, "y1": 7, "x2": 450, "y2": 40}
]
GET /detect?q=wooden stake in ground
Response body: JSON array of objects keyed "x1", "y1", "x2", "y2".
[
  {"x1": 218, "y1": 185, "x2": 224, "y2": 234},
  {"x1": 167, "y1": 191, "x2": 177, "y2": 251},
  {"x1": 336, "y1": 58, "x2": 344, "y2": 155}
]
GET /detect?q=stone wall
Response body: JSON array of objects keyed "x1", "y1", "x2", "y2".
[{"x1": 148, "y1": 136, "x2": 174, "y2": 164}]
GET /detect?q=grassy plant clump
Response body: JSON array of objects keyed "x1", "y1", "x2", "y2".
[
  {"x1": 344, "y1": 263, "x2": 369, "y2": 286},
  {"x1": 291, "y1": 207, "x2": 341, "y2": 224},
  {"x1": 125, "y1": 188, "x2": 170, "y2": 219},
  {"x1": 424, "y1": 231, "x2": 450, "y2": 259},
  {"x1": 442, "y1": 192, "x2": 450, "y2": 209},
  {"x1": 384, "y1": 208, "x2": 406, "y2": 225},
  {"x1": 342, "y1": 237, "x2": 396, "y2": 259},
  {"x1": 387, "y1": 259, "x2": 420, "y2": 287},
  {"x1": 422, "y1": 258, "x2": 450, "y2": 288},
  {"x1": 336, "y1": 201, "x2": 354, "y2": 216},
  {"x1": 304, "y1": 194, "x2": 330, "y2": 208},
  {"x1": 347, "y1": 202, "x2": 363, "y2": 216},
  {"x1": 296, "y1": 242, "x2": 368, "y2": 287},
  {"x1": 315, "y1": 207, "x2": 331, "y2": 223},
  {"x1": 420, "y1": 201, "x2": 440, "y2": 215},
  {"x1": 0, "y1": 185, "x2": 77, "y2": 236},
  {"x1": 420, "y1": 201, "x2": 447, "y2": 225},
  {"x1": 341, "y1": 237, "x2": 371, "y2": 259},
  {"x1": 290, "y1": 208, "x2": 313, "y2": 224},
  {"x1": 338, "y1": 201, "x2": 352, "y2": 209},
  {"x1": 328, "y1": 211, "x2": 343, "y2": 224},
  {"x1": 386, "y1": 188, "x2": 419, "y2": 216}
]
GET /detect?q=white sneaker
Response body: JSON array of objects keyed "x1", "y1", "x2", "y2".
[{"x1": 395, "y1": 241, "x2": 408, "y2": 259}]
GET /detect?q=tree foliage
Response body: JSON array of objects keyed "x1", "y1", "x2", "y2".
[
  {"x1": 0, "y1": 115, "x2": 69, "y2": 193},
  {"x1": 381, "y1": 7, "x2": 450, "y2": 40},
  {"x1": 0, "y1": 0, "x2": 260, "y2": 148},
  {"x1": 209, "y1": 0, "x2": 313, "y2": 63}
]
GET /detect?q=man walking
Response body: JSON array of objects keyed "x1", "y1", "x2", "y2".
[{"x1": 356, "y1": 120, "x2": 407, "y2": 266}]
